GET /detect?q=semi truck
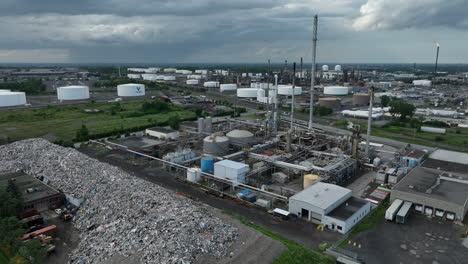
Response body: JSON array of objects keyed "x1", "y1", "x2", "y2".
[{"x1": 396, "y1": 201, "x2": 413, "y2": 224}]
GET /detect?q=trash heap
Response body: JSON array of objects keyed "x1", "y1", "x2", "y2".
[{"x1": 0, "y1": 139, "x2": 238, "y2": 263}]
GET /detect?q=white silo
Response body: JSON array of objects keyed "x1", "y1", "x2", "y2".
[
  {"x1": 0, "y1": 91, "x2": 27, "y2": 107},
  {"x1": 334, "y1": 65, "x2": 342, "y2": 71},
  {"x1": 322, "y1": 65, "x2": 329, "y2": 71},
  {"x1": 117, "y1": 84, "x2": 145, "y2": 97},
  {"x1": 57, "y1": 85, "x2": 90, "y2": 101}
]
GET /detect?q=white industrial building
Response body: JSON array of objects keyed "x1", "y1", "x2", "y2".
[
  {"x1": 204, "y1": 81, "x2": 220, "y2": 88},
  {"x1": 117, "y1": 84, "x2": 145, "y2": 97},
  {"x1": 145, "y1": 127, "x2": 179, "y2": 140},
  {"x1": 289, "y1": 182, "x2": 370, "y2": 234},
  {"x1": 57, "y1": 85, "x2": 90, "y2": 101},
  {"x1": 214, "y1": 160, "x2": 249, "y2": 186},
  {"x1": 186, "y1": 79, "x2": 199, "y2": 85},
  {"x1": 0, "y1": 91, "x2": 27, "y2": 107}
]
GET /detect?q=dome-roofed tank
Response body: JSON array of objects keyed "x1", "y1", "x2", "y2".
[
  {"x1": 322, "y1": 65, "x2": 329, "y2": 71},
  {"x1": 334, "y1": 65, "x2": 342, "y2": 71},
  {"x1": 203, "y1": 133, "x2": 229, "y2": 155},
  {"x1": 226, "y1": 129, "x2": 254, "y2": 147}
]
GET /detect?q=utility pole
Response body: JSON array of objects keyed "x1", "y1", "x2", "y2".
[
  {"x1": 290, "y1": 62, "x2": 296, "y2": 131},
  {"x1": 366, "y1": 86, "x2": 375, "y2": 158},
  {"x1": 309, "y1": 15, "x2": 318, "y2": 130}
]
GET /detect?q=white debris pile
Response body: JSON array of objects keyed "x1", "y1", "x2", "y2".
[{"x1": 0, "y1": 139, "x2": 238, "y2": 263}]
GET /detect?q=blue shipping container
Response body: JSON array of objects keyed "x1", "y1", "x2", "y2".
[{"x1": 201, "y1": 156, "x2": 214, "y2": 173}]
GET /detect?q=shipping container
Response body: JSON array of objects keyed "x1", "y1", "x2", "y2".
[
  {"x1": 385, "y1": 199, "x2": 403, "y2": 221},
  {"x1": 21, "y1": 215, "x2": 44, "y2": 227},
  {"x1": 243, "y1": 193, "x2": 257, "y2": 203},
  {"x1": 21, "y1": 225, "x2": 57, "y2": 241},
  {"x1": 396, "y1": 201, "x2": 412, "y2": 224}
]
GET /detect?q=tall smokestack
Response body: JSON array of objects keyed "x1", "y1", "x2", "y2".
[
  {"x1": 434, "y1": 42, "x2": 440, "y2": 78},
  {"x1": 366, "y1": 86, "x2": 375, "y2": 158},
  {"x1": 309, "y1": 15, "x2": 318, "y2": 130},
  {"x1": 290, "y1": 62, "x2": 296, "y2": 131}
]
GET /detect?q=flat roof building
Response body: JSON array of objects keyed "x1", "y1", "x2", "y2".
[
  {"x1": 145, "y1": 126, "x2": 180, "y2": 140},
  {"x1": 391, "y1": 151, "x2": 468, "y2": 221},
  {"x1": 289, "y1": 182, "x2": 370, "y2": 234},
  {"x1": 0, "y1": 172, "x2": 64, "y2": 212}
]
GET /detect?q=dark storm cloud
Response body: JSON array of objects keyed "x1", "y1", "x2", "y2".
[{"x1": 0, "y1": 0, "x2": 466, "y2": 63}]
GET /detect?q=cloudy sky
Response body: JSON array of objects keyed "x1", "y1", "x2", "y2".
[{"x1": 0, "y1": 0, "x2": 467, "y2": 63}]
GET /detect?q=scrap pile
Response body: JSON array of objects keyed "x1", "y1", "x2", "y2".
[{"x1": 0, "y1": 139, "x2": 238, "y2": 263}]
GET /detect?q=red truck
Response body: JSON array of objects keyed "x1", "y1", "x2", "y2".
[{"x1": 21, "y1": 225, "x2": 57, "y2": 241}]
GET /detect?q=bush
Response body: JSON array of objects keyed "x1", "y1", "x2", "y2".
[{"x1": 434, "y1": 136, "x2": 444, "y2": 142}]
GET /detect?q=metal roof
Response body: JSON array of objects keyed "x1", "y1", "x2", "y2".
[
  {"x1": 429, "y1": 149, "x2": 468, "y2": 165},
  {"x1": 215, "y1": 160, "x2": 249, "y2": 170},
  {"x1": 289, "y1": 182, "x2": 351, "y2": 210},
  {"x1": 326, "y1": 197, "x2": 369, "y2": 221}
]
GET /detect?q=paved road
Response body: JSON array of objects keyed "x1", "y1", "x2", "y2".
[{"x1": 79, "y1": 148, "x2": 342, "y2": 250}]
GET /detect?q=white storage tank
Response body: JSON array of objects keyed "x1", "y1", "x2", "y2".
[
  {"x1": 220, "y1": 83, "x2": 237, "y2": 92},
  {"x1": 413, "y1": 80, "x2": 432, "y2": 86},
  {"x1": 334, "y1": 65, "x2": 342, "y2": 71},
  {"x1": 155, "y1": 75, "x2": 165, "y2": 80},
  {"x1": 127, "y1": 74, "x2": 141, "y2": 79},
  {"x1": 324, "y1": 86, "x2": 349, "y2": 95},
  {"x1": 203, "y1": 134, "x2": 230, "y2": 155},
  {"x1": 0, "y1": 91, "x2": 27, "y2": 107},
  {"x1": 195, "y1": 69, "x2": 208, "y2": 74},
  {"x1": 226, "y1": 129, "x2": 254, "y2": 147},
  {"x1": 277, "y1": 85, "x2": 302, "y2": 95},
  {"x1": 187, "y1": 168, "x2": 202, "y2": 183},
  {"x1": 256, "y1": 89, "x2": 265, "y2": 99},
  {"x1": 237, "y1": 88, "x2": 258, "y2": 98},
  {"x1": 163, "y1": 76, "x2": 176, "y2": 81},
  {"x1": 163, "y1": 68, "x2": 177, "y2": 73},
  {"x1": 322, "y1": 65, "x2": 329, "y2": 71},
  {"x1": 57, "y1": 85, "x2": 90, "y2": 101},
  {"x1": 141, "y1": 74, "x2": 158, "y2": 81},
  {"x1": 117, "y1": 83, "x2": 145, "y2": 97},
  {"x1": 187, "y1": 74, "x2": 202, "y2": 80},
  {"x1": 204, "y1": 81, "x2": 220, "y2": 88},
  {"x1": 421, "y1": 126, "x2": 446, "y2": 134},
  {"x1": 186, "y1": 79, "x2": 199, "y2": 85}
]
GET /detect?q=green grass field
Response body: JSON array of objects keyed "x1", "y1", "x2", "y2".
[
  {"x1": 0, "y1": 252, "x2": 8, "y2": 264},
  {"x1": 223, "y1": 210, "x2": 334, "y2": 264},
  {"x1": 0, "y1": 100, "x2": 196, "y2": 142}
]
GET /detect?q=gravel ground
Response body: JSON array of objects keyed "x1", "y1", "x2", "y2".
[{"x1": 0, "y1": 139, "x2": 238, "y2": 264}]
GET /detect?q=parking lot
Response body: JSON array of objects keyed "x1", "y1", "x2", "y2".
[{"x1": 344, "y1": 214, "x2": 468, "y2": 264}]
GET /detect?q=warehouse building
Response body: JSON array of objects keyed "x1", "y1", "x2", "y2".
[
  {"x1": 391, "y1": 150, "x2": 468, "y2": 221},
  {"x1": 214, "y1": 160, "x2": 249, "y2": 186},
  {"x1": 0, "y1": 172, "x2": 64, "y2": 212},
  {"x1": 289, "y1": 182, "x2": 370, "y2": 234},
  {"x1": 145, "y1": 127, "x2": 180, "y2": 140}
]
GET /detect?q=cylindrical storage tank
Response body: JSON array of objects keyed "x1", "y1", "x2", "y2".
[
  {"x1": 203, "y1": 134, "x2": 230, "y2": 155},
  {"x1": 220, "y1": 83, "x2": 237, "y2": 92},
  {"x1": 186, "y1": 79, "x2": 199, "y2": 85},
  {"x1": 201, "y1": 156, "x2": 215, "y2": 173},
  {"x1": 187, "y1": 75, "x2": 202, "y2": 80},
  {"x1": 187, "y1": 168, "x2": 202, "y2": 182},
  {"x1": 324, "y1": 86, "x2": 349, "y2": 95},
  {"x1": 318, "y1": 97, "x2": 341, "y2": 109},
  {"x1": 141, "y1": 74, "x2": 158, "y2": 81},
  {"x1": 204, "y1": 81, "x2": 219, "y2": 88},
  {"x1": 198, "y1": 118, "x2": 204, "y2": 133},
  {"x1": 226, "y1": 129, "x2": 254, "y2": 147},
  {"x1": 335, "y1": 65, "x2": 342, "y2": 71},
  {"x1": 117, "y1": 83, "x2": 145, "y2": 97},
  {"x1": 322, "y1": 65, "x2": 329, "y2": 71},
  {"x1": 237, "y1": 88, "x2": 258, "y2": 98},
  {"x1": 57, "y1": 85, "x2": 90, "y2": 101},
  {"x1": 163, "y1": 76, "x2": 176, "y2": 81},
  {"x1": 353, "y1": 93, "x2": 370, "y2": 106},
  {"x1": 0, "y1": 92, "x2": 27, "y2": 107},
  {"x1": 195, "y1": 69, "x2": 208, "y2": 74},
  {"x1": 204, "y1": 117, "x2": 213, "y2": 133},
  {"x1": 304, "y1": 174, "x2": 320, "y2": 189},
  {"x1": 420, "y1": 126, "x2": 446, "y2": 134},
  {"x1": 277, "y1": 85, "x2": 302, "y2": 95},
  {"x1": 127, "y1": 74, "x2": 141, "y2": 79},
  {"x1": 163, "y1": 68, "x2": 177, "y2": 73},
  {"x1": 0, "y1": 89, "x2": 11, "y2": 93},
  {"x1": 155, "y1": 75, "x2": 165, "y2": 80}
]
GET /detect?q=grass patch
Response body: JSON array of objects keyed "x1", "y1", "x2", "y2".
[
  {"x1": 0, "y1": 100, "x2": 196, "y2": 142},
  {"x1": 243, "y1": 113, "x2": 266, "y2": 120},
  {"x1": 222, "y1": 210, "x2": 334, "y2": 264},
  {"x1": 338, "y1": 202, "x2": 389, "y2": 248}
]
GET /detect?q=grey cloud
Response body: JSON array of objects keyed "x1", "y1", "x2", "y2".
[{"x1": 353, "y1": 0, "x2": 468, "y2": 31}]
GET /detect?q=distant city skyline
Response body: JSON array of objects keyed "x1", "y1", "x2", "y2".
[{"x1": 0, "y1": 0, "x2": 467, "y2": 63}]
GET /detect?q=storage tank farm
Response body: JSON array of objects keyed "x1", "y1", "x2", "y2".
[
  {"x1": 117, "y1": 83, "x2": 145, "y2": 97},
  {"x1": 0, "y1": 90, "x2": 27, "y2": 107},
  {"x1": 57, "y1": 85, "x2": 90, "y2": 101}
]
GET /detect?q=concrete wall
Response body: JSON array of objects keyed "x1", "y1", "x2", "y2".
[{"x1": 390, "y1": 190, "x2": 466, "y2": 221}]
